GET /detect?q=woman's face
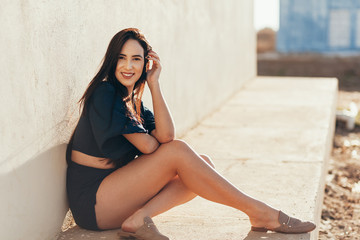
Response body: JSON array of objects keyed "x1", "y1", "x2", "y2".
[{"x1": 115, "y1": 39, "x2": 145, "y2": 94}]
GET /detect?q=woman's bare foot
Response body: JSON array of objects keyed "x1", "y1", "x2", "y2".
[{"x1": 121, "y1": 209, "x2": 149, "y2": 233}]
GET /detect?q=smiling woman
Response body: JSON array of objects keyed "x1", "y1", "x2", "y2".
[
  {"x1": 115, "y1": 39, "x2": 145, "y2": 93},
  {"x1": 65, "y1": 28, "x2": 316, "y2": 240}
]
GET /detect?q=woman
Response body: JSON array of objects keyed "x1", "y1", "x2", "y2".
[{"x1": 66, "y1": 28, "x2": 316, "y2": 239}]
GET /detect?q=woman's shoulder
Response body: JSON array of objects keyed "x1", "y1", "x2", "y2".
[
  {"x1": 90, "y1": 81, "x2": 127, "y2": 110},
  {"x1": 93, "y1": 81, "x2": 116, "y2": 96},
  {"x1": 90, "y1": 81, "x2": 119, "y2": 107}
]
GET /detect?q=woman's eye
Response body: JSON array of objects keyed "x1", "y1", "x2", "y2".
[
  {"x1": 134, "y1": 58, "x2": 142, "y2": 61},
  {"x1": 118, "y1": 56, "x2": 125, "y2": 60}
]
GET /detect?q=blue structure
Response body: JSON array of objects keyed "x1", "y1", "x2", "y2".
[{"x1": 277, "y1": 0, "x2": 360, "y2": 53}]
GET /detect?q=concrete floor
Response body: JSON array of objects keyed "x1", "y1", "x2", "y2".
[{"x1": 57, "y1": 76, "x2": 338, "y2": 240}]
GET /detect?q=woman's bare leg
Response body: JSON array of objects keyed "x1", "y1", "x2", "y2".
[
  {"x1": 136, "y1": 154, "x2": 214, "y2": 216},
  {"x1": 95, "y1": 140, "x2": 280, "y2": 230},
  {"x1": 121, "y1": 155, "x2": 214, "y2": 232}
]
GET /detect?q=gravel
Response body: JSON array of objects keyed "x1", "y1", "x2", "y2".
[{"x1": 319, "y1": 91, "x2": 360, "y2": 240}]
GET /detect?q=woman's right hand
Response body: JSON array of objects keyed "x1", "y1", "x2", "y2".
[{"x1": 145, "y1": 50, "x2": 162, "y2": 87}]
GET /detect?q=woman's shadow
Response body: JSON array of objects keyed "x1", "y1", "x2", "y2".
[{"x1": 243, "y1": 230, "x2": 311, "y2": 240}]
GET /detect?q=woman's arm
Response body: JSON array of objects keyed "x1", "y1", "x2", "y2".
[
  {"x1": 146, "y1": 50, "x2": 175, "y2": 143},
  {"x1": 123, "y1": 50, "x2": 174, "y2": 152},
  {"x1": 123, "y1": 132, "x2": 160, "y2": 154}
]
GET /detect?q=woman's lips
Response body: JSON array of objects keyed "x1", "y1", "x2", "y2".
[{"x1": 121, "y1": 72, "x2": 134, "y2": 79}]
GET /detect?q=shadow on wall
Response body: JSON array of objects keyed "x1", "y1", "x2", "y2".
[{"x1": 0, "y1": 144, "x2": 68, "y2": 240}]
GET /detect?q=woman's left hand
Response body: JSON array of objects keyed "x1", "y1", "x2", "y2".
[{"x1": 146, "y1": 50, "x2": 162, "y2": 87}]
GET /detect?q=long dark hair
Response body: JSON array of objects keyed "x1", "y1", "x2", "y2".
[
  {"x1": 80, "y1": 28, "x2": 152, "y2": 120},
  {"x1": 66, "y1": 28, "x2": 152, "y2": 165}
]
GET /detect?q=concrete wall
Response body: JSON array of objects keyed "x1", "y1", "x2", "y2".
[{"x1": 0, "y1": 1, "x2": 255, "y2": 239}]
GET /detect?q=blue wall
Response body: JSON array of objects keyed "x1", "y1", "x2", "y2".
[{"x1": 277, "y1": 0, "x2": 360, "y2": 53}]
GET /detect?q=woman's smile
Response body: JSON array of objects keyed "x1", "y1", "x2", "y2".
[{"x1": 121, "y1": 72, "x2": 135, "y2": 79}]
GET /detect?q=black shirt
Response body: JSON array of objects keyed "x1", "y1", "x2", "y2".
[{"x1": 70, "y1": 81, "x2": 156, "y2": 166}]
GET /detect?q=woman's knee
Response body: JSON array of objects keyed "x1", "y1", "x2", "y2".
[
  {"x1": 158, "y1": 139, "x2": 198, "y2": 162},
  {"x1": 153, "y1": 139, "x2": 189, "y2": 164},
  {"x1": 161, "y1": 139, "x2": 190, "y2": 153},
  {"x1": 200, "y1": 154, "x2": 215, "y2": 169},
  {"x1": 159, "y1": 140, "x2": 215, "y2": 168}
]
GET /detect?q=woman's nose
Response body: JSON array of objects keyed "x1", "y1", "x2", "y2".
[{"x1": 125, "y1": 60, "x2": 133, "y2": 69}]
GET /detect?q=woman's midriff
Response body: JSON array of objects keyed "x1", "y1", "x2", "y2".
[{"x1": 71, "y1": 150, "x2": 116, "y2": 169}]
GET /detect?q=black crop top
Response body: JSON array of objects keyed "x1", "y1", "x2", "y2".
[{"x1": 70, "y1": 81, "x2": 156, "y2": 166}]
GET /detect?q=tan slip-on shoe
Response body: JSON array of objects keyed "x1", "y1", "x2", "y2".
[
  {"x1": 251, "y1": 211, "x2": 316, "y2": 234},
  {"x1": 118, "y1": 216, "x2": 169, "y2": 240}
]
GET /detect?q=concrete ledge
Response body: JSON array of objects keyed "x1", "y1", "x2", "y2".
[{"x1": 57, "y1": 76, "x2": 338, "y2": 240}]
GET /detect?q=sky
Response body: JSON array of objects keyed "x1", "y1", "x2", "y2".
[{"x1": 254, "y1": 0, "x2": 279, "y2": 31}]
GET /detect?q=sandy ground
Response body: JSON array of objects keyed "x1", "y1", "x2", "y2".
[{"x1": 319, "y1": 91, "x2": 360, "y2": 240}]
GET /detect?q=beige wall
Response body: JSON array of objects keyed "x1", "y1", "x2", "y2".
[{"x1": 0, "y1": 1, "x2": 255, "y2": 239}]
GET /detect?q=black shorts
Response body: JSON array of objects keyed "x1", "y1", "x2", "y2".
[{"x1": 66, "y1": 160, "x2": 116, "y2": 231}]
